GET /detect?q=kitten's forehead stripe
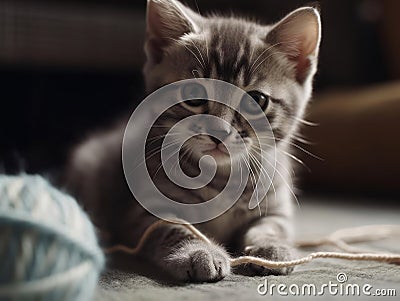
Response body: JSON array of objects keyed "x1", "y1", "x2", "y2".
[{"x1": 205, "y1": 23, "x2": 252, "y2": 86}]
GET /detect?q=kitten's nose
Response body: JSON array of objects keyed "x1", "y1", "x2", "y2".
[{"x1": 208, "y1": 129, "x2": 231, "y2": 144}]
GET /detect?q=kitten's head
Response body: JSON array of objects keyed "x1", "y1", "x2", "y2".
[{"x1": 144, "y1": 0, "x2": 321, "y2": 167}]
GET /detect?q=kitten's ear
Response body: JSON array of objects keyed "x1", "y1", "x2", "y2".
[
  {"x1": 145, "y1": 0, "x2": 201, "y2": 64},
  {"x1": 266, "y1": 7, "x2": 321, "y2": 83}
]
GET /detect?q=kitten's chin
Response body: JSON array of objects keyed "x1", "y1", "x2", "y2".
[
  {"x1": 197, "y1": 148, "x2": 242, "y2": 167},
  {"x1": 187, "y1": 141, "x2": 248, "y2": 167},
  {"x1": 203, "y1": 148, "x2": 230, "y2": 161}
]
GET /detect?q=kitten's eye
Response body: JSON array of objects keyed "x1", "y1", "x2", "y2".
[
  {"x1": 181, "y1": 83, "x2": 208, "y2": 107},
  {"x1": 240, "y1": 91, "x2": 270, "y2": 114}
]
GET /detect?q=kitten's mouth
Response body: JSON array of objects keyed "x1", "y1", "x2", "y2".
[{"x1": 202, "y1": 143, "x2": 229, "y2": 157}]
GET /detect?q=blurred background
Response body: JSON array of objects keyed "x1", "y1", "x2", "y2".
[{"x1": 0, "y1": 0, "x2": 399, "y2": 201}]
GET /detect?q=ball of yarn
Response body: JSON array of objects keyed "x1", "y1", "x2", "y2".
[{"x1": 0, "y1": 174, "x2": 104, "y2": 301}]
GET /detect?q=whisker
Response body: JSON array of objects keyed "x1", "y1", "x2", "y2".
[
  {"x1": 257, "y1": 138, "x2": 323, "y2": 161},
  {"x1": 251, "y1": 145, "x2": 294, "y2": 177},
  {"x1": 153, "y1": 144, "x2": 184, "y2": 178},
  {"x1": 255, "y1": 137, "x2": 318, "y2": 171},
  {"x1": 280, "y1": 150, "x2": 311, "y2": 173},
  {"x1": 193, "y1": 0, "x2": 209, "y2": 64},
  {"x1": 247, "y1": 144, "x2": 300, "y2": 209},
  {"x1": 241, "y1": 153, "x2": 262, "y2": 216},
  {"x1": 293, "y1": 117, "x2": 319, "y2": 127},
  {"x1": 285, "y1": 140, "x2": 323, "y2": 161},
  {"x1": 145, "y1": 139, "x2": 181, "y2": 163},
  {"x1": 238, "y1": 155, "x2": 244, "y2": 189},
  {"x1": 124, "y1": 140, "x2": 182, "y2": 178},
  {"x1": 188, "y1": 39, "x2": 206, "y2": 69},
  {"x1": 248, "y1": 151, "x2": 276, "y2": 215},
  {"x1": 261, "y1": 153, "x2": 301, "y2": 210},
  {"x1": 248, "y1": 42, "x2": 282, "y2": 75},
  {"x1": 292, "y1": 135, "x2": 314, "y2": 145},
  {"x1": 168, "y1": 37, "x2": 205, "y2": 71},
  {"x1": 146, "y1": 132, "x2": 183, "y2": 148},
  {"x1": 250, "y1": 50, "x2": 288, "y2": 78}
]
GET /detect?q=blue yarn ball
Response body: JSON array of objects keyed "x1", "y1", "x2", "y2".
[{"x1": 0, "y1": 175, "x2": 104, "y2": 301}]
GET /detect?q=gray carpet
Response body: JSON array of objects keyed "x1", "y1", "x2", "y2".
[{"x1": 95, "y1": 197, "x2": 400, "y2": 300}]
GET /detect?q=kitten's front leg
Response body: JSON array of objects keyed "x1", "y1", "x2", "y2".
[
  {"x1": 240, "y1": 215, "x2": 295, "y2": 276},
  {"x1": 139, "y1": 218, "x2": 231, "y2": 282},
  {"x1": 237, "y1": 189, "x2": 295, "y2": 276}
]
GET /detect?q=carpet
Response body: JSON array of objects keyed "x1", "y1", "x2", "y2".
[{"x1": 95, "y1": 197, "x2": 400, "y2": 300}]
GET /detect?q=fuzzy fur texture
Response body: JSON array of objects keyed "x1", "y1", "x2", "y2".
[{"x1": 65, "y1": 0, "x2": 321, "y2": 282}]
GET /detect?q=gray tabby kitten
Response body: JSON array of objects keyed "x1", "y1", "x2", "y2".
[{"x1": 65, "y1": 0, "x2": 321, "y2": 282}]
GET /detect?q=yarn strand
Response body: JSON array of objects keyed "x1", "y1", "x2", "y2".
[
  {"x1": 104, "y1": 219, "x2": 211, "y2": 255},
  {"x1": 105, "y1": 220, "x2": 400, "y2": 269},
  {"x1": 230, "y1": 252, "x2": 400, "y2": 268}
]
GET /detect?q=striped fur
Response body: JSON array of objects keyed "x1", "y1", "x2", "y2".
[{"x1": 66, "y1": 0, "x2": 321, "y2": 282}]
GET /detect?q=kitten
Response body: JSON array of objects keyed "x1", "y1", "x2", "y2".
[{"x1": 65, "y1": 0, "x2": 321, "y2": 282}]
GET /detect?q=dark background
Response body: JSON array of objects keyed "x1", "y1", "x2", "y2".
[{"x1": 1, "y1": 0, "x2": 399, "y2": 198}]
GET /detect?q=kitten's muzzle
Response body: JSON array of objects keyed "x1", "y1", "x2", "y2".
[{"x1": 208, "y1": 129, "x2": 231, "y2": 144}]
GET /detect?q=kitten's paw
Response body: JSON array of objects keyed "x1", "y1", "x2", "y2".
[
  {"x1": 238, "y1": 242, "x2": 295, "y2": 276},
  {"x1": 165, "y1": 240, "x2": 231, "y2": 282}
]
